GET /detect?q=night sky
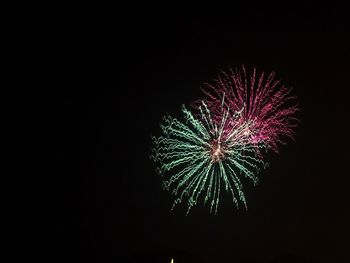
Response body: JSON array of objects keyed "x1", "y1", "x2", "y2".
[{"x1": 17, "y1": 3, "x2": 350, "y2": 263}]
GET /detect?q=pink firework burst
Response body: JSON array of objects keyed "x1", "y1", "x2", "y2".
[{"x1": 195, "y1": 66, "x2": 299, "y2": 153}]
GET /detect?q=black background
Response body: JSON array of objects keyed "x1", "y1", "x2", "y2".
[{"x1": 16, "y1": 3, "x2": 350, "y2": 263}]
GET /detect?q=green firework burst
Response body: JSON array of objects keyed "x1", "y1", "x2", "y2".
[{"x1": 151, "y1": 102, "x2": 267, "y2": 214}]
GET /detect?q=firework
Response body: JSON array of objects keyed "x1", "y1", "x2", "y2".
[
  {"x1": 151, "y1": 101, "x2": 266, "y2": 214},
  {"x1": 196, "y1": 66, "x2": 299, "y2": 153}
]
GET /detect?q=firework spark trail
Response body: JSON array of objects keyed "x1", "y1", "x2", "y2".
[
  {"x1": 195, "y1": 66, "x2": 299, "y2": 153},
  {"x1": 151, "y1": 102, "x2": 267, "y2": 214}
]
